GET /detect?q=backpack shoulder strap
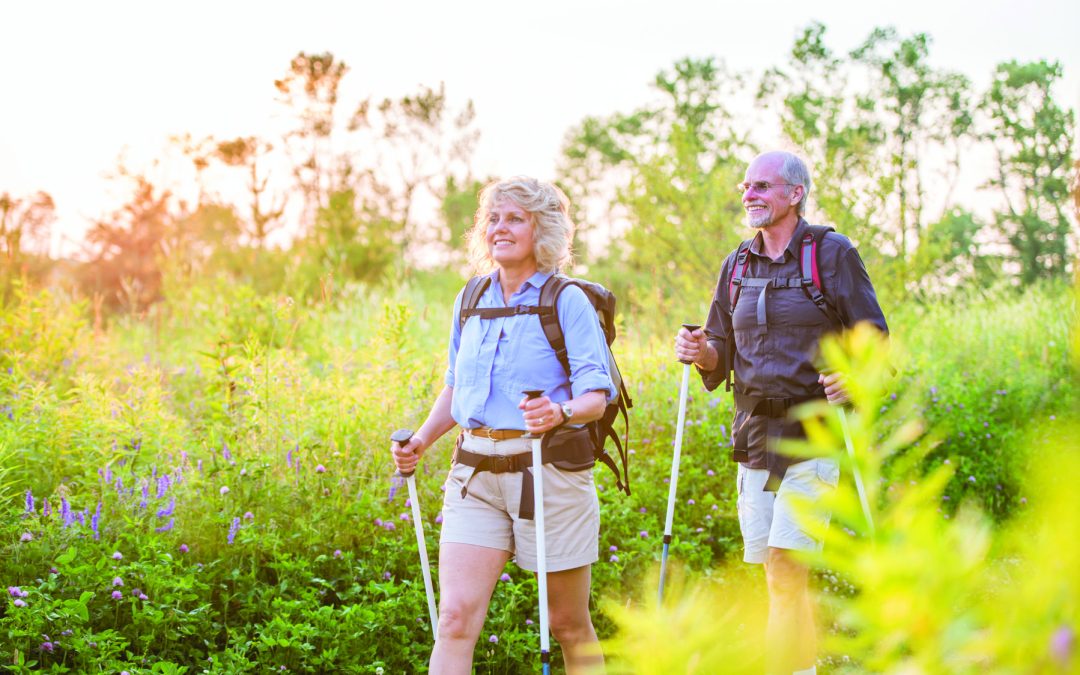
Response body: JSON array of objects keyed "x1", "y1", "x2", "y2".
[
  {"x1": 727, "y1": 239, "x2": 754, "y2": 312},
  {"x1": 798, "y1": 225, "x2": 842, "y2": 324},
  {"x1": 457, "y1": 275, "x2": 492, "y2": 334},
  {"x1": 538, "y1": 274, "x2": 573, "y2": 376}
]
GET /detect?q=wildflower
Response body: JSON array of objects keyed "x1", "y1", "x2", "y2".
[
  {"x1": 112, "y1": 551, "x2": 123, "y2": 560},
  {"x1": 706, "y1": 469, "x2": 715, "y2": 476},
  {"x1": 316, "y1": 464, "x2": 326, "y2": 473},
  {"x1": 223, "y1": 443, "x2": 233, "y2": 464},
  {"x1": 609, "y1": 545, "x2": 618, "y2": 552},
  {"x1": 179, "y1": 544, "x2": 189, "y2": 553},
  {"x1": 944, "y1": 459, "x2": 951, "y2": 465},
  {"x1": 489, "y1": 635, "x2": 499, "y2": 644},
  {"x1": 139, "y1": 592, "x2": 148, "y2": 601},
  {"x1": 639, "y1": 530, "x2": 648, "y2": 538},
  {"x1": 400, "y1": 513, "x2": 410, "y2": 522},
  {"x1": 374, "y1": 518, "x2": 383, "y2": 527},
  {"x1": 286, "y1": 448, "x2": 293, "y2": 468},
  {"x1": 240, "y1": 468, "x2": 247, "y2": 476},
  {"x1": 13, "y1": 599, "x2": 26, "y2": 607},
  {"x1": 25, "y1": 489, "x2": 33, "y2": 514},
  {"x1": 228, "y1": 517, "x2": 240, "y2": 544},
  {"x1": 1050, "y1": 624, "x2": 1075, "y2": 665},
  {"x1": 609, "y1": 555, "x2": 619, "y2": 563},
  {"x1": 687, "y1": 498, "x2": 695, "y2": 505},
  {"x1": 197, "y1": 459, "x2": 203, "y2": 473},
  {"x1": 157, "y1": 475, "x2": 170, "y2": 498},
  {"x1": 132, "y1": 588, "x2": 142, "y2": 597},
  {"x1": 157, "y1": 497, "x2": 175, "y2": 519},
  {"x1": 405, "y1": 498, "x2": 412, "y2": 508},
  {"x1": 112, "y1": 577, "x2": 123, "y2": 586},
  {"x1": 968, "y1": 476, "x2": 976, "y2": 483},
  {"x1": 240, "y1": 511, "x2": 253, "y2": 521},
  {"x1": 61, "y1": 498, "x2": 72, "y2": 527},
  {"x1": 111, "y1": 590, "x2": 122, "y2": 600},
  {"x1": 42, "y1": 499, "x2": 51, "y2": 517},
  {"x1": 638, "y1": 507, "x2": 647, "y2": 514},
  {"x1": 220, "y1": 486, "x2": 230, "y2": 496},
  {"x1": 526, "y1": 619, "x2": 534, "y2": 625},
  {"x1": 435, "y1": 512, "x2": 444, "y2": 525},
  {"x1": 711, "y1": 504, "x2": 718, "y2": 510},
  {"x1": 500, "y1": 573, "x2": 511, "y2": 582},
  {"x1": 156, "y1": 518, "x2": 174, "y2": 533},
  {"x1": 334, "y1": 549, "x2": 342, "y2": 558},
  {"x1": 383, "y1": 571, "x2": 392, "y2": 580},
  {"x1": 384, "y1": 522, "x2": 396, "y2": 532},
  {"x1": 8, "y1": 587, "x2": 27, "y2": 597},
  {"x1": 20, "y1": 531, "x2": 32, "y2": 542},
  {"x1": 40, "y1": 641, "x2": 53, "y2": 652}
]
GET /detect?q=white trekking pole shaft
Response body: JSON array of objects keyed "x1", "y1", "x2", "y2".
[
  {"x1": 659, "y1": 323, "x2": 700, "y2": 604},
  {"x1": 391, "y1": 429, "x2": 439, "y2": 640},
  {"x1": 836, "y1": 407, "x2": 875, "y2": 536},
  {"x1": 522, "y1": 389, "x2": 551, "y2": 675}
]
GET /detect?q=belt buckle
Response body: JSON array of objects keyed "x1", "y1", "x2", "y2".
[{"x1": 474, "y1": 428, "x2": 496, "y2": 440}]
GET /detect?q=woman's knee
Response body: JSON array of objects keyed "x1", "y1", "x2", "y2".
[
  {"x1": 437, "y1": 600, "x2": 485, "y2": 642},
  {"x1": 765, "y1": 549, "x2": 809, "y2": 600},
  {"x1": 549, "y1": 609, "x2": 595, "y2": 646}
]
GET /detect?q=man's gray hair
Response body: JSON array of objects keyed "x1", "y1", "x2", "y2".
[{"x1": 777, "y1": 152, "x2": 812, "y2": 216}]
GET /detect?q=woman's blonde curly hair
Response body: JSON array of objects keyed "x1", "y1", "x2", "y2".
[{"x1": 466, "y1": 177, "x2": 575, "y2": 274}]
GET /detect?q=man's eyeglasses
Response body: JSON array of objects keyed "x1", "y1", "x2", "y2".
[{"x1": 737, "y1": 181, "x2": 797, "y2": 193}]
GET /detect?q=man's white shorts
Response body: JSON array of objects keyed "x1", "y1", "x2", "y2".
[{"x1": 736, "y1": 457, "x2": 840, "y2": 564}]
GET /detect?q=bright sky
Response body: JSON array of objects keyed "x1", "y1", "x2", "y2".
[{"x1": 2, "y1": 0, "x2": 1078, "y2": 255}]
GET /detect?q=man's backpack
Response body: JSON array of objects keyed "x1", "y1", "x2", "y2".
[
  {"x1": 721, "y1": 224, "x2": 841, "y2": 390},
  {"x1": 457, "y1": 274, "x2": 633, "y2": 495}
]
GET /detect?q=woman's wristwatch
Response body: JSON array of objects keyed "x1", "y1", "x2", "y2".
[{"x1": 559, "y1": 403, "x2": 573, "y2": 425}]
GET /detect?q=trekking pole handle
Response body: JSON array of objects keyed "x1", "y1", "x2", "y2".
[
  {"x1": 522, "y1": 390, "x2": 544, "y2": 439},
  {"x1": 678, "y1": 323, "x2": 702, "y2": 365},
  {"x1": 391, "y1": 428, "x2": 417, "y2": 478}
]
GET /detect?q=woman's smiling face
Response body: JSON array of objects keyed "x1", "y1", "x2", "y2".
[{"x1": 485, "y1": 197, "x2": 537, "y2": 270}]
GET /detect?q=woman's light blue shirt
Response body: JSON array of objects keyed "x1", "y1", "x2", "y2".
[{"x1": 446, "y1": 270, "x2": 616, "y2": 430}]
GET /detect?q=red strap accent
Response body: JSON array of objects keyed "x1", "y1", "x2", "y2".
[{"x1": 810, "y1": 238, "x2": 821, "y2": 290}]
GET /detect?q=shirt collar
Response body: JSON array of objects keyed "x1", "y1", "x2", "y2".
[
  {"x1": 747, "y1": 217, "x2": 809, "y2": 260},
  {"x1": 487, "y1": 269, "x2": 553, "y2": 292}
]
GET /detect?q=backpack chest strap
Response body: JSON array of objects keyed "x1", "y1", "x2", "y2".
[{"x1": 460, "y1": 305, "x2": 553, "y2": 320}]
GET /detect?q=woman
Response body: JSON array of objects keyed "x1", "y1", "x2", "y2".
[{"x1": 391, "y1": 177, "x2": 614, "y2": 673}]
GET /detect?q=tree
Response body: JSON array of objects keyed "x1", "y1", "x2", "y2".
[
  {"x1": 0, "y1": 191, "x2": 55, "y2": 263},
  {"x1": 274, "y1": 52, "x2": 349, "y2": 227},
  {"x1": 559, "y1": 57, "x2": 751, "y2": 312},
  {"x1": 981, "y1": 60, "x2": 1076, "y2": 283},
  {"x1": 214, "y1": 136, "x2": 287, "y2": 247}
]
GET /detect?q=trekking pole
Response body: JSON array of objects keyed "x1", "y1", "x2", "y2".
[
  {"x1": 390, "y1": 428, "x2": 439, "y2": 640},
  {"x1": 659, "y1": 323, "x2": 701, "y2": 605},
  {"x1": 522, "y1": 389, "x2": 552, "y2": 675},
  {"x1": 835, "y1": 407, "x2": 875, "y2": 537}
]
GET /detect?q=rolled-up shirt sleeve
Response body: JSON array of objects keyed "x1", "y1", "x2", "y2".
[
  {"x1": 558, "y1": 285, "x2": 617, "y2": 402},
  {"x1": 698, "y1": 253, "x2": 736, "y2": 392}
]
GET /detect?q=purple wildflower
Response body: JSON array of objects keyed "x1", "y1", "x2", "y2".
[
  {"x1": 687, "y1": 498, "x2": 695, "y2": 505},
  {"x1": 8, "y1": 586, "x2": 27, "y2": 598},
  {"x1": 639, "y1": 530, "x2": 648, "y2": 538},
  {"x1": 400, "y1": 513, "x2": 410, "y2": 522},
  {"x1": 609, "y1": 545, "x2": 618, "y2": 552},
  {"x1": 435, "y1": 512, "x2": 444, "y2": 524},
  {"x1": 25, "y1": 490, "x2": 33, "y2": 514},
  {"x1": 374, "y1": 518, "x2": 383, "y2": 527},
  {"x1": 91, "y1": 502, "x2": 102, "y2": 540},
  {"x1": 228, "y1": 517, "x2": 240, "y2": 544},
  {"x1": 500, "y1": 573, "x2": 511, "y2": 582},
  {"x1": 220, "y1": 486, "x2": 230, "y2": 496},
  {"x1": 139, "y1": 592, "x2": 148, "y2": 600},
  {"x1": 706, "y1": 469, "x2": 715, "y2": 476},
  {"x1": 388, "y1": 478, "x2": 401, "y2": 502},
  {"x1": 76, "y1": 509, "x2": 87, "y2": 527},
  {"x1": 243, "y1": 511, "x2": 254, "y2": 520},
  {"x1": 111, "y1": 590, "x2": 122, "y2": 600},
  {"x1": 316, "y1": 464, "x2": 326, "y2": 473},
  {"x1": 179, "y1": 544, "x2": 189, "y2": 553},
  {"x1": 384, "y1": 522, "x2": 396, "y2": 532},
  {"x1": 20, "y1": 532, "x2": 32, "y2": 542},
  {"x1": 1050, "y1": 625, "x2": 1075, "y2": 665},
  {"x1": 526, "y1": 619, "x2": 534, "y2": 625},
  {"x1": 13, "y1": 599, "x2": 26, "y2": 607},
  {"x1": 42, "y1": 498, "x2": 50, "y2": 518},
  {"x1": 383, "y1": 571, "x2": 392, "y2": 580},
  {"x1": 639, "y1": 507, "x2": 647, "y2": 513},
  {"x1": 286, "y1": 448, "x2": 293, "y2": 468},
  {"x1": 61, "y1": 498, "x2": 72, "y2": 527},
  {"x1": 609, "y1": 555, "x2": 619, "y2": 563},
  {"x1": 334, "y1": 549, "x2": 342, "y2": 558},
  {"x1": 40, "y1": 641, "x2": 53, "y2": 652},
  {"x1": 156, "y1": 518, "x2": 175, "y2": 533},
  {"x1": 156, "y1": 475, "x2": 170, "y2": 499},
  {"x1": 489, "y1": 635, "x2": 499, "y2": 644},
  {"x1": 197, "y1": 459, "x2": 203, "y2": 473},
  {"x1": 223, "y1": 443, "x2": 233, "y2": 464},
  {"x1": 112, "y1": 577, "x2": 123, "y2": 587},
  {"x1": 157, "y1": 497, "x2": 175, "y2": 519},
  {"x1": 104, "y1": 465, "x2": 112, "y2": 483},
  {"x1": 112, "y1": 551, "x2": 123, "y2": 561},
  {"x1": 968, "y1": 476, "x2": 976, "y2": 483}
]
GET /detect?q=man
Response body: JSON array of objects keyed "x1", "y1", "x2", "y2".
[{"x1": 675, "y1": 150, "x2": 887, "y2": 675}]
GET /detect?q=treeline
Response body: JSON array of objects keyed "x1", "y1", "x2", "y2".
[{"x1": 2, "y1": 23, "x2": 1077, "y2": 316}]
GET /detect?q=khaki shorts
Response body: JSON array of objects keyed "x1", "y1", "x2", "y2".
[
  {"x1": 736, "y1": 457, "x2": 840, "y2": 564},
  {"x1": 440, "y1": 431, "x2": 600, "y2": 572}
]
